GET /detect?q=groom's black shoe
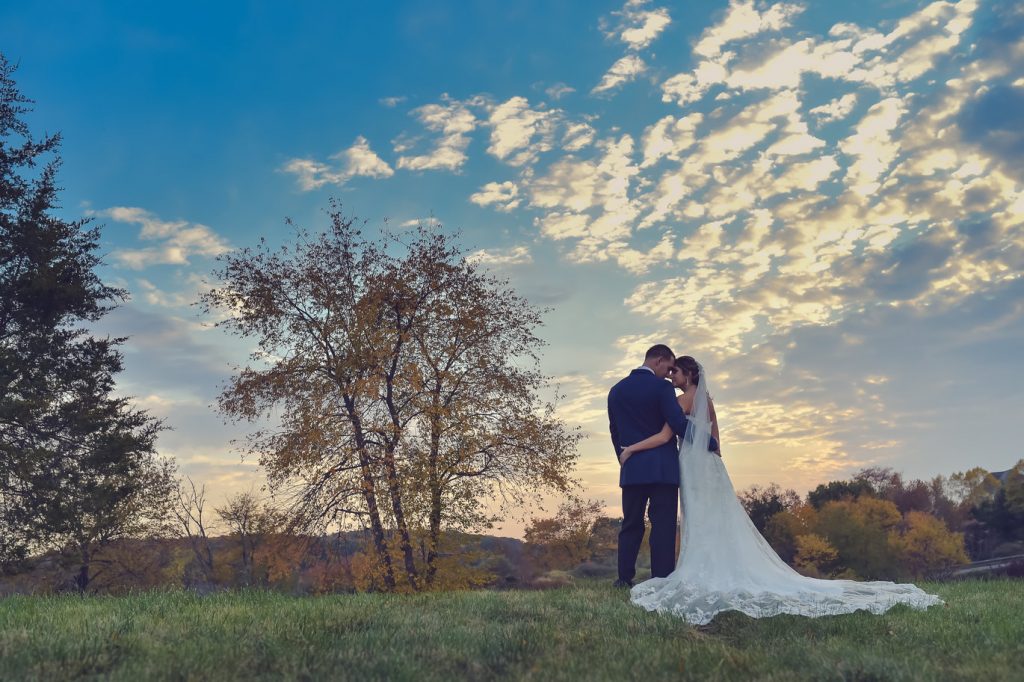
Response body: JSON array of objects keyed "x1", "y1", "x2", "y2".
[{"x1": 613, "y1": 579, "x2": 633, "y2": 588}]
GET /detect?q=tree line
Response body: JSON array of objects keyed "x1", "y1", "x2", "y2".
[{"x1": 522, "y1": 462, "x2": 1024, "y2": 585}]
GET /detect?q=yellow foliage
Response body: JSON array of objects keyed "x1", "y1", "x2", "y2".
[
  {"x1": 793, "y1": 533, "x2": 840, "y2": 578},
  {"x1": 889, "y1": 510, "x2": 968, "y2": 577},
  {"x1": 829, "y1": 497, "x2": 902, "y2": 531},
  {"x1": 855, "y1": 496, "x2": 902, "y2": 530}
]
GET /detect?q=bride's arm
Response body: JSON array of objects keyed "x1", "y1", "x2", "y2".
[
  {"x1": 618, "y1": 422, "x2": 674, "y2": 465},
  {"x1": 709, "y1": 397, "x2": 721, "y2": 456}
]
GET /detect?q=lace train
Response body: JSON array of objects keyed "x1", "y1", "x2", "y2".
[
  {"x1": 629, "y1": 443, "x2": 943, "y2": 625},
  {"x1": 631, "y1": 577, "x2": 943, "y2": 626}
]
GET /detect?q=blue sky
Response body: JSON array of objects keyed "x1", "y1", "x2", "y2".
[{"x1": 3, "y1": 0, "x2": 1023, "y2": 534}]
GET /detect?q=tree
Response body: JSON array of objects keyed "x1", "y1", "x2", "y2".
[
  {"x1": 854, "y1": 467, "x2": 933, "y2": 514},
  {"x1": 214, "y1": 490, "x2": 287, "y2": 587},
  {"x1": 32, "y1": 391, "x2": 176, "y2": 592},
  {"x1": 814, "y1": 498, "x2": 903, "y2": 580},
  {"x1": 793, "y1": 533, "x2": 840, "y2": 578},
  {"x1": 889, "y1": 511, "x2": 968, "y2": 578},
  {"x1": 523, "y1": 499, "x2": 603, "y2": 572},
  {"x1": 394, "y1": 232, "x2": 581, "y2": 586},
  {"x1": 173, "y1": 477, "x2": 217, "y2": 584},
  {"x1": 1002, "y1": 460, "x2": 1024, "y2": 516},
  {"x1": 199, "y1": 210, "x2": 580, "y2": 591},
  {"x1": 947, "y1": 467, "x2": 1001, "y2": 509},
  {"x1": 806, "y1": 478, "x2": 875, "y2": 509},
  {"x1": 0, "y1": 53, "x2": 176, "y2": 585},
  {"x1": 764, "y1": 504, "x2": 817, "y2": 563},
  {"x1": 739, "y1": 483, "x2": 801, "y2": 533}
]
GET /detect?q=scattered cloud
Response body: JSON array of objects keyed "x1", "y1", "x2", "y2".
[
  {"x1": 136, "y1": 277, "x2": 194, "y2": 308},
  {"x1": 602, "y1": 0, "x2": 672, "y2": 51},
  {"x1": 483, "y1": 96, "x2": 560, "y2": 166},
  {"x1": 282, "y1": 136, "x2": 393, "y2": 190},
  {"x1": 592, "y1": 55, "x2": 647, "y2": 95},
  {"x1": 395, "y1": 97, "x2": 478, "y2": 171},
  {"x1": 469, "y1": 181, "x2": 520, "y2": 212},
  {"x1": 99, "y1": 207, "x2": 231, "y2": 270},
  {"x1": 809, "y1": 93, "x2": 858, "y2": 123},
  {"x1": 467, "y1": 245, "x2": 533, "y2": 267},
  {"x1": 379, "y1": 95, "x2": 407, "y2": 107},
  {"x1": 262, "y1": 0, "x2": 1024, "y2": 494},
  {"x1": 545, "y1": 82, "x2": 576, "y2": 100}
]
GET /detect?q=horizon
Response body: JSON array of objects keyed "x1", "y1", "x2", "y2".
[{"x1": 2, "y1": 0, "x2": 1022, "y2": 538}]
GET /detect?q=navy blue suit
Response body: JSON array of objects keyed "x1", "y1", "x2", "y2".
[{"x1": 608, "y1": 368, "x2": 690, "y2": 582}]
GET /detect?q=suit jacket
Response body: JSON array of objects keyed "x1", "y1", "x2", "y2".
[{"x1": 608, "y1": 368, "x2": 690, "y2": 487}]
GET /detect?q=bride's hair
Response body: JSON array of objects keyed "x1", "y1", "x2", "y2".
[{"x1": 674, "y1": 356, "x2": 700, "y2": 386}]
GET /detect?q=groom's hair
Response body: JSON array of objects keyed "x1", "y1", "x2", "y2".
[{"x1": 645, "y1": 344, "x2": 675, "y2": 362}]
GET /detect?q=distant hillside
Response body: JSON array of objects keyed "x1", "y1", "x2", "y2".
[{"x1": 0, "y1": 530, "x2": 533, "y2": 596}]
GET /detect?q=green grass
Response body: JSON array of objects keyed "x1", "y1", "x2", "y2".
[{"x1": 0, "y1": 580, "x2": 1021, "y2": 681}]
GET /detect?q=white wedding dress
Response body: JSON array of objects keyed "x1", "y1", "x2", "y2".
[{"x1": 629, "y1": 365, "x2": 943, "y2": 625}]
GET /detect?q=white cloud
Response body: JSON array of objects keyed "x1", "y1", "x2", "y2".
[
  {"x1": 606, "y1": 231, "x2": 676, "y2": 274},
  {"x1": 640, "y1": 113, "x2": 703, "y2": 167},
  {"x1": 692, "y1": 1, "x2": 805, "y2": 61},
  {"x1": 379, "y1": 96, "x2": 407, "y2": 107},
  {"x1": 810, "y1": 93, "x2": 858, "y2": 123},
  {"x1": 484, "y1": 97, "x2": 560, "y2": 166},
  {"x1": 395, "y1": 97, "x2": 478, "y2": 171},
  {"x1": 469, "y1": 181, "x2": 520, "y2": 212},
  {"x1": 101, "y1": 207, "x2": 231, "y2": 270},
  {"x1": 838, "y1": 97, "x2": 907, "y2": 197},
  {"x1": 467, "y1": 245, "x2": 533, "y2": 267},
  {"x1": 662, "y1": 0, "x2": 978, "y2": 108},
  {"x1": 528, "y1": 135, "x2": 640, "y2": 247},
  {"x1": 399, "y1": 217, "x2": 442, "y2": 228},
  {"x1": 282, "y1": 136, "x2": 393, "y2": 190},
  {"x1": 604, "y1": 0, "x2": 672, "y2": 51},
  {"x1": 545, "y1": 83, "x2": 576, "y2": 100},
  {"x1": 136, "y1": 277, "x2": 195, "y2": 308},
  {"x1": 592, "y1": 55, "x2": 647, "y2": 95},
  {"x1": 335, "y1": 136, "x2": 393, "y2": 178}
]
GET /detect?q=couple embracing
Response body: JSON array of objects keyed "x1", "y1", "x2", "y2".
[{"x1": 608, "y1": 344, "x2": 944, "y2": 625}]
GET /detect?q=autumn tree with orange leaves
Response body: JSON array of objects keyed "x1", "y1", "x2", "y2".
[{"x1": 200, "y1": 205, "x2": 580, "y2": 591}]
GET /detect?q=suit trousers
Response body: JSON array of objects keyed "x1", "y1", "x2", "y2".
[{"x1": 618, "y1": 482, "x2": 679, "y2": 582}]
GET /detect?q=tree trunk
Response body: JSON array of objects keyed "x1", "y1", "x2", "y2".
[
  {"x1": 75, "y1": 544, "x2": 90, "y2": 594},
  {"x1": 345, "y1": 395, "x2": 396, "y2": 590},
  {"x1": 426, "y1": 416, "x2": 443, "y2": 587},
  {"x1": 201, "y1": 538, "x2": 214, "y2": 581},
  {"x1": 381, "y1": 450, "x2": 419, "y2": 590},
  {"x1": 379, "y1": 329, "x2": 420, "y2": 591},
  {"x1": 240, "y1": 533, "x2": 252, "y2": 587}
]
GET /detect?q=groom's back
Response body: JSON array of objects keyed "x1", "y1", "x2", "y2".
[{"x1": 608, "y1": 370, "x2": 681, "y2": 486}]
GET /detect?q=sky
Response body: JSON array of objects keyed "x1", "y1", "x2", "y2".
[{"x1": 2, "y1": 0, "x2": 1023, "y2": 536}]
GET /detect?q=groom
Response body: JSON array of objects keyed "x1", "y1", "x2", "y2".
[{"x1": 607, "y1": 344, "x2": 691, "y2": 587}]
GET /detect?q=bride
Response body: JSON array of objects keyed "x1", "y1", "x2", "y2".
[{"x1": 617, "y1": 356, "x2": 944, "y2": 625}]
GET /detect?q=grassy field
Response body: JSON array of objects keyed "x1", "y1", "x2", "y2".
[{"x1": 0, "y1": 579, "x2": 1021, "y2": 681}]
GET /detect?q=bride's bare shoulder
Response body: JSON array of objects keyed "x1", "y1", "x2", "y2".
[{"x1": 677, "y1": 391, "x2": 694, "y2": 414}]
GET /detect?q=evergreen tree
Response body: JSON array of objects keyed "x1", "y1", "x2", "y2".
[{"x1": 0, "y1": 53, "x2": 176, "y2": 586}]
